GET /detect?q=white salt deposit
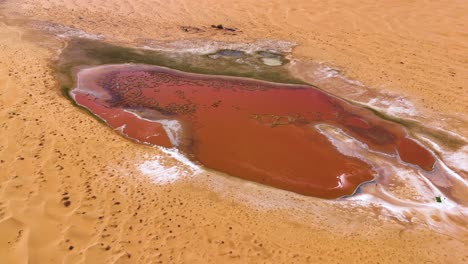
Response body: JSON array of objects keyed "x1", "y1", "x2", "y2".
[
  {"x1": 159, "y1": 147, "x2": 201, "y2": 173},
  {"x1": 315, "y1": 66, "x2": 339, "y2": 80},
  {"x1": 261, "y1": 57, "x2": 283, "y2": 66},
  {"x1": 140, "y1": 39, "x2": 295, "y2": 55},
  {"x1": 418, "y1": 136, "x2": 468, "y2": 174},
  {"x1": 122, "y1": 110, "x2": 183, "y2": 146},
  {"x1": 312, "y1": 63, "x2": 417, "y2": 117},
  {"x1": 445, "y1": 146, "x2": 468, "y2": 172},
  {"x1": 157, "y1": 119, "x2": 182, "y2": 146},
  {"x1": 139, "y1": 156, "x2": 185, "y2": 184},
  {"x1": 34, "y1": 21, "x2": 104, "y2": 40},
  {"x1": 316, "y1": 123, "x2": 468, "y2": 233},
  {"x1": 314, "y1": 65, "x2": 364, "y2": 86},
  {"x1": 138, "y1": 147, "x2": 202, "y2": 185},
  {"x1": 367, "y1": 96, "x2": 417, "y2": 116}
]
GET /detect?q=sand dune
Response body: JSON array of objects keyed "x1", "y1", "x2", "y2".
[
  {"x1": 0, "y1": 0, "x2": 467, "y2": 263},
  {"x1": 7, "y1": 0, "x2": 468, "y2": 115}
]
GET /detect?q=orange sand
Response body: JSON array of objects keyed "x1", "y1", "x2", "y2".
[{"x1": 0, "y1": 0, "x2": 467, "y2": 263}]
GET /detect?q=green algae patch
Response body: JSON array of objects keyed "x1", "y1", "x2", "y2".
[{"x1": 55, "y1": 38, "x2": 305, "y2": 97}]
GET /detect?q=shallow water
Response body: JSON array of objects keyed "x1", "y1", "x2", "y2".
[
  {"x1": 71, "y1": 64, "x2": 438, "y2": 199},
  {"x1": 215, "y1": 49, "x2": 244, "y2": 57}
]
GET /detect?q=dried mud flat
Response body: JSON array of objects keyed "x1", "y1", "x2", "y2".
[{"x1": 0, "y1": 0, "x2": 467, "y2": 263}]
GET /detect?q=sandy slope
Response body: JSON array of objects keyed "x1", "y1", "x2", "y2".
[
  {"x1": 9, "y1": 0, "x2": 468, "y2": 115},
  {"x1": 0, "y1": 0, "x2": 467, "y2": 263}
]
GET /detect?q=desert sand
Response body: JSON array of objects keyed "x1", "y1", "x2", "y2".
[{"x1": 0, "y1": 0, "x2": 467, "y2": 263}]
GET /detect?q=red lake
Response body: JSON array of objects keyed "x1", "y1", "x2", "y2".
[{"x1": 71, "y1": 64, "x2": 436, "y2": 198}]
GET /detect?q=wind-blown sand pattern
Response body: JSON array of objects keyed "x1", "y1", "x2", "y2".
[{"x1": 0, "y1": 0, "x2": 467, "y2": 263}]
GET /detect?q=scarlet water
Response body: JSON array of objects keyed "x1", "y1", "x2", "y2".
[{"x1": 72, "y1": 65, "x2": 436, "y2": 198}]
